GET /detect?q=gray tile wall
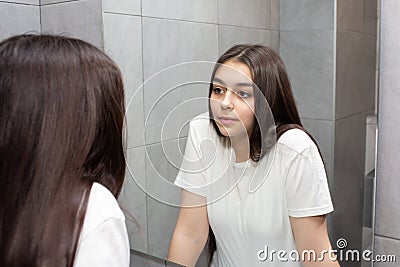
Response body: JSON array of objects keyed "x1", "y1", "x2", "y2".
[
  {"x1": 102, "y1": 1, "x2": 280, "y2": 264},
  {"x1": 336, "y1": 0, "x2": 377, "y2": 120},
  {"x1": 374, "y1": 0, "x2": 400, "y2": 263},
  {"x1": 0, "y1": 0, "x2": 103, "y2": 47},
  {"x1": 332, "y1": 112, "x2": 368, "y2": 260},
  {"x1": 103, "y1": 13, "x2": 144, "y2": 148},
  {"x1": 142, "y1": 0, "x2": 217, "y2": 24},
  {"x1": 0, "y1": 2, "x2": 40, "y2": 41},
  {"x1": 219, "y1": 0, "x2": 271, "y2": 29},
  {"x1": 41, "y1": 0, "x2": 103, "y2": 48},
  {"x1": 280, "y1": 2, "x2": 378, "y2": 265},
  {"x1": 280, "y1": 30, "x2": 335, "y2": 121},
  {"x1": 334, "y1": 2, "x2": 378, "y2": 265},
  {"x1": 280, "y1": 0, "x2": 334, "y2": 31},
  {"x1": 103, "y1": 0, "x2": 141, "y2": 15},
  {"x1": 120, "y1": 147, "x2": 148, "y2": 252},
  {"x1": 336, "y1": 31, "x2": 376, "y2": 119},
  {"x1": 1, "y1": 0, "x2": 39, "y2": 5},
  {"x1": 145, "y1": 139, "x2": 183, "y2": 257},
  {"x1": 279, "y1": 0, "x2": 335, "y2": 182}
]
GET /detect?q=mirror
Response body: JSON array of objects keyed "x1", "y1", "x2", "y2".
[
  {"x1": 0, "y1": 0, "x2": 378, "y2": 266},
  {"x1": 102, "y1": 1, "x2": 379, "y2": 266}
]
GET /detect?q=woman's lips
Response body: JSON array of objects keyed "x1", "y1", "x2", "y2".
[{"x1": 218, "y1": 116, "x2": 239, "y2": 125}]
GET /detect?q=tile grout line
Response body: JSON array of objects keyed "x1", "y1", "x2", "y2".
[
  {"x1": 374, "y1": 234, "x2": 400, "y2": 243},
  {"x1": 138, "y1": 0, "x2": 151, "y2": 255}
]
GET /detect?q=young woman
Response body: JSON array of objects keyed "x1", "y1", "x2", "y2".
[
  {"x1": 168, "y1": 45, "x2": 339, "y2": 266},
  {"x1": 0, "y1": 34, "x2": 129, "y2": 267}
]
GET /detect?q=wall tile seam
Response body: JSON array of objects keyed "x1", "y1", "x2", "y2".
[
  {"x1": 215, "y1": 16, "x2": 219, "y2": 55},
  {"x1": 126, "y1": 136, "x2": 188, "y2": 150},
  {"x1": 363, "y1": 0, "x2": 378, "y2": 37},
  {"x1": 144, "y1": 152, "x2": 150, "y2": 255},
  {"x1": 280, "y1": 28, "x2": 334, "y2": 32},
  {"x1": 136, "y1": 1, "x2": 151, "y2": 255},
  {"x1": 139, "y1": 33, "x2": 147, "y2": 159},
  {"x1": 374, "y1": 234, "x2": 400, "y2": 243},
  {"x1": 332, "y1": 0, "x2": 337, "y2": 171},
  {"x1": 268, "y1": 0, "x2": 272, "y2": 31},
  {"x1": 40, "y1": 0, "x2": 77, "y2": 6},
  {"x1": 142, "y1": 15, "x2": 275, "y2": 30},
  {"x1": 300, "y1": 118, "x2": 334, "y2": 122},
  {"x1": 141, "y1": 15, "x2": 218, "y2": 26},
  {"x1": 39, "y1": 0, "x2": 42, "y2": 32},
  {"x1": 364, "y1": 108, "x2": 376, "y2": 115},
  {"x1": 334, "y1": 110, "x2": 374, "y2": 122},
  {"x1": 101, "y1": 15, "x2": 276, "y2": 31},
  {"x1": 218, "y1": 23, "x2": 274, "y2": 31},
  {"x1": 336, "y1": 29, "x2": 378, "y2": 37},
  {"x1": 103, "y1": 11, "x2": 141, "y2": 18},
  {"x1": 99, "y1": 0, "x2": 104, "y2": 50},
  {"x1": 217, "y1": 0, "x2": 220, "y2": 25},
  {"x1": 0, "y1": 1, "x2": 39, "y2": 6}
]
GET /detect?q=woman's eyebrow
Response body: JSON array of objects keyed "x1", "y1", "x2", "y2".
[
  {"x1": 213, "y1": 77, "x2": 253, "y2": 88},
  {"x1": 235, "y1": 82, "x2": 253, "y2": 87},
  {"x1": 212, "y1": 77, "x2": 226, "y2": 86}
]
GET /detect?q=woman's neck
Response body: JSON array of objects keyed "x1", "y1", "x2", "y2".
[{"x1": 230, "y1": 135, "x2": 250, "y2": 163}]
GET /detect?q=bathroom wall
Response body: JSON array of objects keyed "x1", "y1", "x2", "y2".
[
  {"x1": 279, "y1": 2, "x2": 378, "y2": 266},
  {"x1": 280, "y1": 0, "x2": 335, "y2": 180},
  {"x1": 0, "y1": 0, "x2": 103, "y2": 48},
  {"x1": 40, "y1": 0, "x2": 103, "y2": 48},
  {"x1": 0, "y1": 1, "x2": 40, "y2": 41},
  {"x1": 333, "y1": 1, "x2": 377, "y2": 264},
  {"x1": 374, "y1": 0, "x2": 400, "y2": 265},
  {"x1": 102, "y1": 0, "x2": 280, "y2": 262}
]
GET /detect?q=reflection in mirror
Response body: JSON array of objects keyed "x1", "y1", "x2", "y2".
[
  {"x1": 0, "y1": 0, "x2": 382, "y2": 266},
  {"x1": 102, "y1": 0, "x2": 380, "y2": 266}
]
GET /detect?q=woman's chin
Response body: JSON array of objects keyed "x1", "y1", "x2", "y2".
[{"x1": 216, "y1": 124, "x2": 249, "y2": 139}]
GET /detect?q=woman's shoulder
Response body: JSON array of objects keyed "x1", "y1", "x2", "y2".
[
  {"x1": 277, "y1": 128, "x2": 317, "y2": 156},
  {"x1": 74, "y1": 183, "x2": 129, "y2": 267},
  {"x1": 83, "y1": 183, "x2": 125, "y2": 233}
]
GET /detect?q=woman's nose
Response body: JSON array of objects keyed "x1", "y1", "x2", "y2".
[{"x1": 221, "y1": 91, "x2": 234, "y2": 110}]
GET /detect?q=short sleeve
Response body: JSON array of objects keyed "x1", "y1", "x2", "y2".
[
  {"x1": 174, "y1": 122, "x2": 207, "y2": 197},
  {"x1": 73, "y1": 218, "x2": 130, "y2": 267},
  {"x1": 73, "y1": 183, "x2": 130, "y2": 267},
  {"x1": 284, "y1": 145, "x2": 334, "y2": 217}
]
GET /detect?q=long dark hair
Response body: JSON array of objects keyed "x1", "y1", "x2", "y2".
[
  {"x1": 0, "y1": 34, "x2": 126, "y2": 266},
  {"x1": 207, "y1": 44, "x2": 320, "y2": 266}
]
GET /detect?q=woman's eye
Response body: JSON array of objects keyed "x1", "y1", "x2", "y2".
[
  {"x1": 238, "y1": 91, "x2": 251, "y2": 98},
  {"x1": 212, "y1": 87, "x2": 225, "y2": 94}
]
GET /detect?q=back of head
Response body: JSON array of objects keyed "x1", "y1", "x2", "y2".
[{"x1": 0, "y1": 34, "x2": 126, "y2": 266}]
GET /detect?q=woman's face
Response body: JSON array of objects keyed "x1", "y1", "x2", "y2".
[{"x1": 210, "y1": 60, "x2": 255, "y2": 139}]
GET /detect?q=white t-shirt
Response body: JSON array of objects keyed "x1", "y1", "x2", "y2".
[
  {"x1": 174, "y1": 113, "x2": 334, "y2": 267},
  {"x1": 73, "y1": 182, "x2": 130, "y2": 267}
]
